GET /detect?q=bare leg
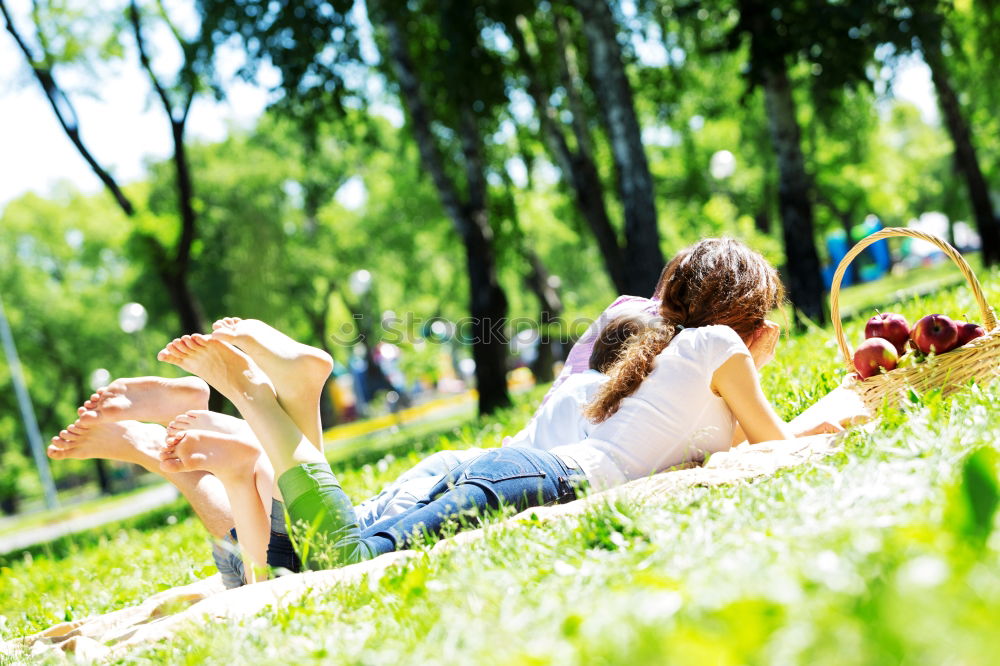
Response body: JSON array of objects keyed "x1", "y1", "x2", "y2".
[
  {"x1": 79, "y1": 376, "x2": 210, "y2": 427},
  {"x1": 159, "y1": 428, "x2": 273, "y2": 571},
  {"x1": 48, "y1": 420, "x2": 233, "y2": 539},
  {"x1": 158, "y1": 334, "x2": 381, "y2": 569},
  {"x1": 157, "y1": 334, "x2": 321, "y2": 477},
  {"x1": 210, "y1": 318, "x2": 332, "y2": 450}
]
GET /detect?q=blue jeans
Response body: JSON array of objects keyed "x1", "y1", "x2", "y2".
[
  {"x1": 277, "y1": 447, "x2": 586, "y2": 569},
  {"x1": 364, "y1": 447, "x2": 585, "y2": 548},
  {"x1": 354, "y1": 448, "x2": 484, "y2": 529}
]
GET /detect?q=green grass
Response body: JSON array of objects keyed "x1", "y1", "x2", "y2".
[{"x1": 2, "y1": 272, "x2": 999, "y2": 664}]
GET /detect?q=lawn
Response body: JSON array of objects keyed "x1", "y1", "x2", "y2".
[{"x1": 2, "y1": 268, "x2": 999, "y2": 665}]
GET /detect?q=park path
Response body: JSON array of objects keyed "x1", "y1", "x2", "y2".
[{"x1": 0, "y1": 484, "x2": 179, "y2": 556}]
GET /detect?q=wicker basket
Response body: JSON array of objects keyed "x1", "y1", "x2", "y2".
[{"x1": 830, "y1": 227, "x2": 1000, "y2": 410}]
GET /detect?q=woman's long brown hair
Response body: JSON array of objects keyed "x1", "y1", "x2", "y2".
[{"x1": 584, "y1": 238, "x2": 784, "y2": 423}]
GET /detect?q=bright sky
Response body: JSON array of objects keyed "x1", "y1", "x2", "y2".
[{"x1": 0, "y1": 2, "x2": 942, "y2": 213}]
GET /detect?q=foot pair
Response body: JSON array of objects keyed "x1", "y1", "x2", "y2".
[{"x1": 47, "y1": 318, "x2": 331, "y2": 477}]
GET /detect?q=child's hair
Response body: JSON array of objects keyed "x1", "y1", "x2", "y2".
[
  {"x1": 589, "y1": 313, "x2": 661, "y2": 374},
  {"x1": 585, "y1": 238, "x2": 784, "y2": 423}
]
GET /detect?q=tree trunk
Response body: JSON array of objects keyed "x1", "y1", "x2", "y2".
[
  {"x1": 160, "y1": 266, "x2": 207, "y2": 335},
  {"x1": 574, "y1": 0, "x2": 664, "y2": 296},
  {"x1": 384, "y1": 16, "x2": 511, "y2": 414},
  {"x1": 760, "y1": 62, "x2": 826, "y2": 325},
  {"x1": 522, "y1": 247, "x2": 563, "y2": 383},
  {"x1": 510, "y1": 18, "x2": 627, "y2": 293},
  {"x1": 462, "y1": 212, "x2": 512, "y2": 413},
  {"x1": 925, "y1": 43, "x2": 1000, "y2": 265}
]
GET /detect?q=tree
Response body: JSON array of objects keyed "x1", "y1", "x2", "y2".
[
  {"x1": 0, "y1": 1, "x2": 135, "y2": 216},
  {"x1": 127, "y1": 0, "x2": 210, "y2": 333},
  {"x1": 2, "y1": 0, "x2": 215, "y2": 335},
  {"x1": 918, "y1": 8, "x2": 1000, "y2": 264},
  {"x1": 726, "y1": 0, "x2": 828, "y2": 324},
  {"x1": 377, "y1": 4, "x2": 511, "y2": 413},
  {"x1": 506, "y1": 10, "x2": 627, "y2": 293},
  {"x1": 198, "y1": 0, "x2": 515, "y2": 414},
  {"x1": 0, "y1": 190, "x2": 169, "y2": 500},
  {"x1": 571, "y1": 0, "x2": 665, "y2": 296}
]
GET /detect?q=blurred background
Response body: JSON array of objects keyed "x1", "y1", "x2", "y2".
[{"x1": 1, "y1": 0, "x2": 998, "y2": 515}]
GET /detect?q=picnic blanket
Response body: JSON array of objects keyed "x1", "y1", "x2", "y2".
[{"x1": 4, "y1": 387, "x2": 868, "y2": 661}]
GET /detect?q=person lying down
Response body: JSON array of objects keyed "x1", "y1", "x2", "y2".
[
  {"x1": 47, "y1": 312, "x2": 660, "y2": 587},
  {"x1": 144, "y1": 238, "x2": 848, "y2": 573}
]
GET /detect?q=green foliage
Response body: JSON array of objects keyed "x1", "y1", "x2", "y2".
[{"x1": 947, "y1": 447, "x2": 999, "y2": 549}]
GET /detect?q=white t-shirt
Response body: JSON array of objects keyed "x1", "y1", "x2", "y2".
[
  {"x1": 505, "y1": 370, "x2": 607, "y2": 450},
  {"x1": 550, "y1": 325, "x2": 751, "y2": 491}
]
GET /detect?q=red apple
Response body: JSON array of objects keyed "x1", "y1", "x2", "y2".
[
  {"x1": 910, "y1": 314, "x2": 959, "y2": 355},
  {"x1": 956, "y1": 321, "x2": 986, "y2": 347},
  {"x1": 853, "y1": 337, "x2": 899, "y2": 379},
  {"x1": 865, "y1": 312, "x2": 910, "y2": 355}
]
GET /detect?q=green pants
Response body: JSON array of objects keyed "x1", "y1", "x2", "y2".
[{"x1": 277, "y1": 462, "x2": 390, "y2": 570}]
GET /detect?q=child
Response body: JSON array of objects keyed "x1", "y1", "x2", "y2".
[
  {"x1": 159, "y1": 238, "x2": 839, "y2": 571},
  {"x1": 353, "y1": 311, "x2": 661, "y2": 522}
]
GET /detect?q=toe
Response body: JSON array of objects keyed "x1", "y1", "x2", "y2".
[
  {"x1": 47, "y1": 445, "x2": 66, "y2": 459},
  {"x1": 77, "y1": 410, "x2": 100, "y2": 425}
]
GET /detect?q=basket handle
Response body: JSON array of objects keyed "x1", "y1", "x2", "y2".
[{"x1": 829, "y1": 227, "x2": 998, "y2": 368}]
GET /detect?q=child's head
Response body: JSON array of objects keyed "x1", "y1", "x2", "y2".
[
  {"x1": 586, "y1": 238, "x2": 783, "y2": 423},
  {"x1": 589, "y1": 313, "x2": 661, "y2": 374}
]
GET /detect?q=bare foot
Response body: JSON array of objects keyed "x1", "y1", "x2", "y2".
[
  {"x1": 159, "y1": 426, "x2": 275, "y2": 572},
  {"x1": 211, "y1": 318, "x2": 332, "y2": 449},
  {"x1": 157, "y1": 334, "x2": 274, "y2": 408},
  {"x1": 77, "y1": 376, "x2": 210, "y2": 427},
  {"x1": 48, "y1": 420, "x2": 169, "y2": 474},
  {"x1": 166, "y1": 410, "x2": 254, "y2": 440},
  {"x1": 159, "y1": 429, "x2": 262, "y2": 481}
]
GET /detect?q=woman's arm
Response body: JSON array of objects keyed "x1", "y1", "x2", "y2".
[
  {"x1": 718, "y1": 322, "x2": 843, "y2": 445},
  {"x1": 712, "y1": 354, "x2": 793, "y2": 444}
]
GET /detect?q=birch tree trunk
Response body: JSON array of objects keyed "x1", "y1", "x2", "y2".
[
  {"x1": 573, "y1": 0, "x2": 664, "y2": 296},
  {"x1": 924, "y1": 42, "x2": 1000, "y2": 265},
  {"x1": 384, "y1": 17, "x2": 511, "y2": 414},
  {"x1": 761, "y1": 62, "x2": 826, "y2": 324},
  {"x1": 510, "y1": 17, "x2": 626, "y2": 292}
]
